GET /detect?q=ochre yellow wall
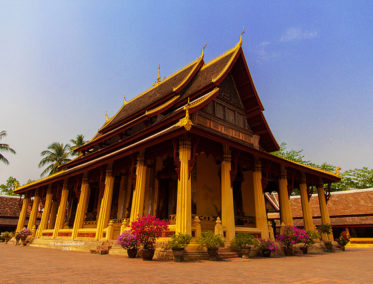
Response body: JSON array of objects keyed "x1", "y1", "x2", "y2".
[
  {"x1": 241, "y1": 170, "x2": 255, "y2": 218},
  {"x1": 195, "y1": 153, "x2": 221, "y2": 217}
]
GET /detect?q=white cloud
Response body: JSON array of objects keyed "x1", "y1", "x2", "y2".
[
  {"x1": 280, "y1": 27, "x2": 318, "y2": 42},
  {"x1": 257, "y1": 41, "x2": 279, "y2": 63}
]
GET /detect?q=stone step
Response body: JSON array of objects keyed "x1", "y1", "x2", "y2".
[{"x1": 218, "y1": 248, "x2": 240, "y2": 259}]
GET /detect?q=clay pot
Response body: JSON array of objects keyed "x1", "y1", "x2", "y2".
[
  {"x1": 241, "y1": 247, "x2": 251, "y2": 258},
  {"x1": 262, "y1": 249, "x2": 271, "y2": 257},
  {"x1": 207, "y1": 248, "x2": 219, "y2": 261},
  {"x1": 127, "y1": 248, "x2": 137, "y2": 258},
  {"x1": 172, "y1": 248, "x2": 185, "y2": 262},
  {"x1": 142, "y1": 248, "x2": 155, "y2": 261},
  {"x1": 283, "y1": 246, "x2": 294, "y2": 256},
  {"x1": 300, "y1": 246, "x2": 308, "y2": 254}
]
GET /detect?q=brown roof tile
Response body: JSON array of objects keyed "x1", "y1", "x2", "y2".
[
  {"x1": 290, "y1": 189, "x2": 373, "y2": 218},
  {"x1": 101, "y1": 58, "x2": 202, "y2": 133},
  {"x1": 0, "y1": 196, "x2": 22, "y2": 217}
]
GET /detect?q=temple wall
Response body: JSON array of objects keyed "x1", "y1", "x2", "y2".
[
  {"x1": 241, "y1": 170, "x2": 255, "y2": 218},
  {"x1": 195, "y1": 153, "x2": 220, "y2": 217}
]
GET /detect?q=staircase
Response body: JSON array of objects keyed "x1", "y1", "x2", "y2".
[{"x1": 218, "y1": 247, "x2": 240, "y2": 259}]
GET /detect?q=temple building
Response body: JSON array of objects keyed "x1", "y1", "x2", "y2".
[{"x1": 14, "y1": 36, "x2": 340, "y2": 248}]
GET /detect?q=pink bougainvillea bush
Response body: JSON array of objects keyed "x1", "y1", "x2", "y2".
[
  {"x1": 131, "y1": 215, "x2": 169, "y2": 249},
  {"x1": 276, "y1": 225, "x2": 309, "y2": 249},
  {"x1": 117, "y1": 230, "x2": 139, "y2": 250}
]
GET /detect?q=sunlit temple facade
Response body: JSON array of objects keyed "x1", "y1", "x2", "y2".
[{"x1": 15, "y1": 36, "x2": 339, "y2": 247}]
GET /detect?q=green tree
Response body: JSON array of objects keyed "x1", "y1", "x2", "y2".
[
  {"x1": 341, "y1": 167, "x2": 373, "y2": 189},
  {"x1": 272, "y1": 142, "x2": 341, "y2": 194},
  {"x1": 272, "y1": 142, "x2": 310, "y2": 164},
  {"x1": 0, "y1": 176, "x2": 19, "y2": 196},
  {"x1": 39, "y1": 142, "x2": 71, "y2": 177},
  {"x1": 0, "y1": 130, "x2": 16, "y2": 165},
  {"x1": 69, "y1": 134, "x2": 87, "y2": 156}
]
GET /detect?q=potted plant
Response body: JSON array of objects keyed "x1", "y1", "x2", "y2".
[
  {"x1": 337, "y1": 231, "x2": 350, "y2": 251},
  {"x1": 300, "y1": 230, "x2": 319, "y2": 254},
  {"x1": 131, "y1": 215, "x2": 169, "y2": 261},
  {"x1": 0, "y1": 232, "x2": 14, "y2": 244},
  {"x1": 257, "y1": 239, "x2": 279, "y2": 257},
  {"x1": 117, "y1": 230, "x2": 139, "y2": 258},
  {"x1": 319, "y1": 224, "x2": 333, "y2": 252},
  {"x1": 17, "y1": 228, "x2": 32, "y2": 246},
  {"x1": 168, "y1": 233, "x2": 192, "y2": 262},
  {"x1": 231, "y1": 233, "x2": 258, "y2": 258},
  {"x1": 197, "y1": 231, "x2": 224, "y2": 261},
  {"x1": 276, "y1": 225, "x2": 303, "y2": 256}
]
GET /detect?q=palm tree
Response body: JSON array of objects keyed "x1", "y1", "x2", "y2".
[
  {"x1": 70, "y1": 134, "x2": 87, "y2": 156},
  {"x1": 0, "y1": 130, "x2": 16, "y2": 165},
  {"x1": 39, "y1": 142, "x2": 71, "y2": 177}
]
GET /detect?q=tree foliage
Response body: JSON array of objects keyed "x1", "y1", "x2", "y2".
[
  {"x1": 0, "y1": 130, "x2": 16, "y2": 165},
  {"x1": 272, "y1": 142, "x2": 373, "y2": 193},
  {"x1": 0, "y1": 176, "x2": 19, "y2": 196},
  {"x1": 39, "y1": 142, "x2": 71, "y2": 177},
  {"x1": 69, "y1": 134, "x2": 87, "y2": 156}
]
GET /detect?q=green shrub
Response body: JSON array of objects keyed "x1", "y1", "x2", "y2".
[
  {"x1": 319, "y1": 224, "x2": 332, "y2": 234},
  {"x1": 197, "y1": 231, "x2": 224, "y2": 249},
  {"x1": 168, "y1": 233, "x2": 192, "y2": 249},
  {"x1": 231, "y1": 233, "x2": 258, "y2": 249},
  {"x1": 337, "y1": 231, "x2": 350, "y2": 247}
]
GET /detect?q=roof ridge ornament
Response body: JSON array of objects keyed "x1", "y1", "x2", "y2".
[
  {"x1": 153, "y1": 64, "x2": 166, "y2": 86},
  {"x1": 201, "y1": 42, "x2": 207, "y2": 58},
  {"x1": 177, "y1": 97, "x2": 193, "y2": 131},
  {"x1": 105, "y1": 111, "x2": 110, "y2": 122},
  {"x1": 237, "y1": 26, "x2": 245, "y2": 48},
  {"x1": 336, "y1": 166, "x2": 341, "y2": 177}
]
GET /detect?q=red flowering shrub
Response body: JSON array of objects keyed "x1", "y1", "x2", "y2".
[
  {"x1": 276, "y1": 225, "x2": 308, "y2": 249},
  {"x1": 131, "y1": 215, "x2": 169, "y2": 249}
]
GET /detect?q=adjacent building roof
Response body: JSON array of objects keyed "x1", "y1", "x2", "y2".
[{"x1": 0, "y1": 195, "x2": 22, "y2": 217}]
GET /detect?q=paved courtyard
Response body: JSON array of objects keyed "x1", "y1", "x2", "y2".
[{"x1": 1, "y1": 244, "x2": 372, "y2": 283}]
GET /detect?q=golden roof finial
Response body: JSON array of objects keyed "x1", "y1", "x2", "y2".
[
  {"x1": 336, "y1": 166, "x2": 341, "y2": 177},
  {"x1": 157, "y1": 64, "x2": 161, "y2": 84},
  {"x1": 177, "y1": 97, "x2": 193, "y2": 131},
  {"x1": 124, "y1": 95, "x2": 128, "y2": 105},
  {"x1": 14, "y1": 181, "x2": 19, "y2": 190},
  {"x1": 105, "y1": 111, "x2": 109, "y2": 122},
  {"x1": 238, "y1": 26, "x2": 245, "y2": 47},
  {"x1": 201, "y1": 42, "x2": 207, "y2": 58},
  {"x1": 153, "y1": 64, "x2": 162, "y2": 86}
]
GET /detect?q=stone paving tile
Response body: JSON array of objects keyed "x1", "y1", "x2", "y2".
[{"x1": 1, "y1": 244, "x2": 372, "y2": 283}]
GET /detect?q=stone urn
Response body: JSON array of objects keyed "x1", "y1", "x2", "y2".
[
  {"x1": 142, "y1": 248, "x2": 155, "y2": 261},
  {"x1": 172, "y1": 248, "x2": 185, "y2": 262},
  {"x1": 207, "y1": 248, "x2": 219, "y2": 261}
]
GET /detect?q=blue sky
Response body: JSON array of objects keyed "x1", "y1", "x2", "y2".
[{"x1": 1, "y1": 1, "x2": 373, "y2": 184}]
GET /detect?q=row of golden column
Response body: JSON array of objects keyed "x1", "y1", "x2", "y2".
[{"x1": 16, "y1": 136, "x2": 333, "y2": 242}]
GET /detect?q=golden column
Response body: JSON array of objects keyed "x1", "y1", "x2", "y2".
[
  {"x1": 37, "y1": 185, "x2": 53, "y2": 237},
  {"x1": 48, "y1": 200, "x2": 59, "y2": 229},
  {"x1": 72, "y1": 173, "x2": 90, "y2": 239},
  {"x1": 116, "y1": 175, "x2": 126, "y2": 219},
  {"x1": 53, "y1": 179, "x2": 69, "y2": 238},
  {"x1": 27, "y1": 191, "x2": 40, "y2": 230},
  {"x1": 175, "y1": 136, "x2": 192, "y2": 235},
  {"x1": 16, "y1": 197, "x2": 29, "y2": 232},
  {"x1": 253, "y1": 159, "x2": 269, "y2": 239},
  {"x1": 299, "y1": 173, "x2": 315, "y2": 231},
  {"x1": 317, "y1": 181, "x2": 334, "y2": 241},
  {"x1": 278, "y1": 165, "x2": 293, "y2": 226},
  {"x1": 220, "y1": 144, "x2": 235, "y2": 242},
  {"x1": 96, "y1": 163, "x2": 115, "y2": 240},
  {"x1": 130, "y1": 151, "x2": 147, "y2": 223}
]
